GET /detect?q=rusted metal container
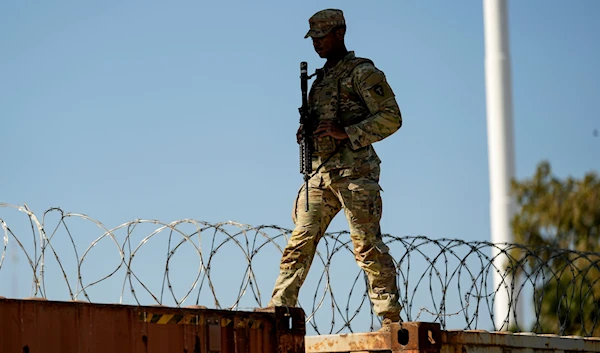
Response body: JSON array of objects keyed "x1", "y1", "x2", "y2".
[
  {"x1": 305, "y1": 322, "x2": 600, "y2": 353},
  {"x1": 0, "y1": 297, "x2": 305, "y2": 353},
  {"x1": 305, "y1": 322, "x2": 442, "y2": 353},
  {"x1": 442, "y1": 329, "x2": 600, "y2": 353}
]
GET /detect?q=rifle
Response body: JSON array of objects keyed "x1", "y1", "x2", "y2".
[{"x1": 299, "y1": 61, "x2": 312, "y2": 212}]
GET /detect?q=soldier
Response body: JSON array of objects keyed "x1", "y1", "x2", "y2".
[{"x1": 267, "y1": 8, "x2": 403, "y2": 328}]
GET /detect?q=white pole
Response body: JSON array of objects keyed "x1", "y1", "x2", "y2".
[{"x1": 483, "y1": 0, "x2": 517, "y2": 331}]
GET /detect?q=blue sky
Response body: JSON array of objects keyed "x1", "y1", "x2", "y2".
[{"x1": 1, "y1": 1, "x2": 599, "y2": 333}]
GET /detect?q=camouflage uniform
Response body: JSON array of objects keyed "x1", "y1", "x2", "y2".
[{"x1": 268, "y1": 9, "x2": 403, "y2": 318}]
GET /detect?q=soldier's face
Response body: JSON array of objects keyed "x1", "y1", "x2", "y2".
[{"x1": 312, "y1": 30, "x2": 343, "y2": 58}]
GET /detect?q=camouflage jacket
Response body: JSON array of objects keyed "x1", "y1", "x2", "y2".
[{"x1": 308, "y1": 51, "x2": 402, "y2": 184}]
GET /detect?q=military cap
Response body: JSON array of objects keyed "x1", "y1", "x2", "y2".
[{"x1": 304, "y1": 9, "x2": 346, "y2": 39}]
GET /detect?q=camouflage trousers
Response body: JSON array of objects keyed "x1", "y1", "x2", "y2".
[{"x1": 267, "y1": 174, "x2": 402, "y2": 316}]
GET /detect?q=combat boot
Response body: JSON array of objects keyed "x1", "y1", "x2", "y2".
[{"x1": 379, "y1": 311, "x2": 401, "y2": 332}]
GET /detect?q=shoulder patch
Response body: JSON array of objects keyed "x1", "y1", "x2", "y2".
[{"x1": 367, "y1": 79, "x2": 395, "y2": 103}]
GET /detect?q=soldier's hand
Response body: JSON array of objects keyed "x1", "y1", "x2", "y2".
[{"x1": 314, "y1": 121, "x2": 348, "y2": 140}]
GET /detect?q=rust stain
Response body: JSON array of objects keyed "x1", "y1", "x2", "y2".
[
  {"x1": 305, "y1": 322, "x2": 443, "y2": 353},
  {"x1": 307, "y1": 338, "x2": 338, "y2": 351},
  {"x1": 306, "y1": 333, "x2": 389, "y2": 352}
]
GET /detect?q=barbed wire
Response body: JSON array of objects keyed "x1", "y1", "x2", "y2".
[{"x1": 1, "y1": 203, "x2": 599, "y2": 336}]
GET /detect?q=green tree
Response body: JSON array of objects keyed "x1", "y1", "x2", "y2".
[{"x1": 511, "y1": 161, "x2": 600, "y2": 336}]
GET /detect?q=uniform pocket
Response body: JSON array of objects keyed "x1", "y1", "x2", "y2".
[{"x1": 346, "y1": 180, "x2": 382, "y2": 224}]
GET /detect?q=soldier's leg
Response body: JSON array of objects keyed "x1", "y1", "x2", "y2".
[
  {"x1": 337, "y1": 177, "x2": 402, "y2": 317},
  {"x1": 268, "y1": 182, "x2": 341, "y2": 307}
]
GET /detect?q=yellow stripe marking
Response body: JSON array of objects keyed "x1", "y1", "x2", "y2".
[{"x1": 157, "y1": 314, "x2": 174, "y2": 324}]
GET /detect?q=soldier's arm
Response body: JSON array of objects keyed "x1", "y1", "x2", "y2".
[{"x1": 343, "y1": 63, "x2": 402, "y2": 150}]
